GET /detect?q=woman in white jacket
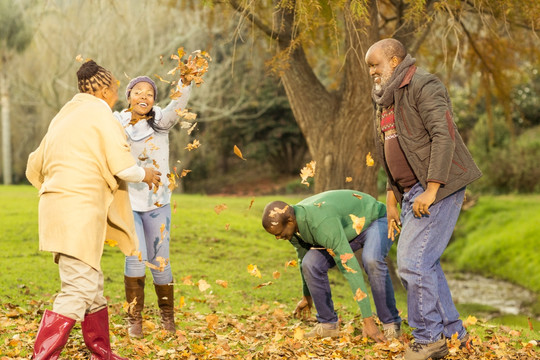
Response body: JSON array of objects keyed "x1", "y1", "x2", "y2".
[{"x1": 114, "y1": 76, "x2": 191, "y2": 337}]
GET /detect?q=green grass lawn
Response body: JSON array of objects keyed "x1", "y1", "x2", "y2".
[{"x1": 1, "y1": 186, "x2": 538, "y2": 359}]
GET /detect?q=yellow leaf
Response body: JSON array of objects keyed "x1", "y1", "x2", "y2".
[
  {"x1": 327, "y1": 248, "x2": 336, "y2": 257},
  {"x1": 215, "y1": 279, "x2": 228, "y2": 288},
  {"x1": 299, "y1": 160, "x2": 316, "y2": 187},
  {"x1": 285, "y1": 260, "x2": 298, "y2": 268},
  {"x1": 366, "y1": 152, "x2": 375, "y2": 166},
  {"x1": 206, "y1": 314, "x2": 219, "y2": 330},
  {"x1": 352, "y1": 193, "x2": 363, "y2": 200},
  {"x1": 253, "y1": 281, "x2": 273, "y2": 289},
  {"x1": 154, "y1": 73, "x2": 170, "y2": 83},
  {"x1": 179, "y1": 296, "x2": 185, "y2": 308},
  {"x1": 314, "y1": 202, "x2": 325, "y2": 207},
  {"x1": 104, "y1": 239, "x2": 118, "y2": 247},
  {"x1": 225, "y1": 223, "x2": 230, "y2": 230},
  {"x1": 343, "y1": 263, "x2": 358, "y2": 273},
  {"x1": 269, "y1": 205, "x2": 289, "y2": 218},
  {"x1": 185, "y1": 139, "x2": 201, "y2": 151},
  {"x1": 180, "y1": 169, "x2": 191, "y2": 177},
  {"x1": 247, "y1": 264, "x2": 262, "y2": 278},
  {"x1": 340, "y1": 253, "x2": 354, "y2": 264},
  {"x1": 349, "y1": 214, "x2": 366, "y2": 234},
  {"x1": 233, "y1": 145, "x2": 247, "y2": 160},
  {"x1": 181, "y1": 275, "x2": 193, "y2": 286},
  {"x1": 353, "y1": 288, "x2": 367, "y2": 302},
  {"x1": 345, "y1": 177, "x2": 352, "y2": 182},
  {"x1": 197, "y1": 279, "x2": 211, "y2": 292},
  {"x1": 463, "y1": 315, "x2": 478, "y2": 327},
  {"x1": 294, "y1": 327, "x2": 305, "y2": 340},
  {"x1": 273, "y1": 271, "x2": 281, "y2": 279}
]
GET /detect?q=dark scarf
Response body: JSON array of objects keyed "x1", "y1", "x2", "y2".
[{"x1": 372, "y1": 54, "x2": 416, "y2": 108}]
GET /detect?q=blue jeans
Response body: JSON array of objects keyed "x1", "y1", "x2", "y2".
[
  {"x1": 397, "y1": 182, "x2": 466, "y2": 343},
  {"x1": 124, "y1": 204, "x2": 173, "y2": 285},
  {"x1": 301, "y1": 217, "x2": 401, "y2": 324}
]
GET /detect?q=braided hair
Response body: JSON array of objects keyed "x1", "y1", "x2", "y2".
[{"x1": 76, "y1": 60, "x2": 113, "y2": 94}]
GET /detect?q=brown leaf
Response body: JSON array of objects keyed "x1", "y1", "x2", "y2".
[
  {"x1": 254, "y1": 281, "x2": 273, "y2": 289},
  {"x1": 214, "y1": 203, "x2": 227, "y2": 215}
]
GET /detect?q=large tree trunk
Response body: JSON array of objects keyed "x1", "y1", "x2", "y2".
[
  {"x1": 1, "y1": 62, "x2": 12, "y2": 185},
  {"x1": 275, "y1": 1, "x2": 380, "y2": 196}
]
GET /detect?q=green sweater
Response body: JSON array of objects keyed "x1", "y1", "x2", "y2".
[{"x1": 289, "y1": 190, "x2": 386, "y2": 318}]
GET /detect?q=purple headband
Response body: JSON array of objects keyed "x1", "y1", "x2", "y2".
[{"x1": 125, "y1": 76, "x2": 157, "y2": 101}]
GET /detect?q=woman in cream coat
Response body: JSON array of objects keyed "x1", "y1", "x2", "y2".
[{"x1": 26, "y1": 60, "x2": 160, "y2": 360}]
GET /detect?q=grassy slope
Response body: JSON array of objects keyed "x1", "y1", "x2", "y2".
[{"x1": 445, "y1": 194, "x2": 540, "y2": 293}]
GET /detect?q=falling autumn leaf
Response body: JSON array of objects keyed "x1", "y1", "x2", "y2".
[
  {"x1": 327, "y1": 249, "x2": 336, "y2": 257},
  {"x1": 352, "y1": 193, "x2": 363, "y2": 200},
  {"x1": 366, "y1": 152, "x2": 375, "y2": 167},
  {"x1": 233, "y1": 145, "x2": 247, "y2": 160},
  {"x1": 349, "y1": 214, "x2": 366, "y2": 234},
  {"x1": 353, "y1": 288, "x2": 368, "y2": 302},
  {"x1": 254, "y1": 281, "x2": 273, "y2": 289},
  {"x1": 299, "y1": 160, "x2": 316, "y2": 187},
  {"x1": 248, "y1": 197, "x2": 255, "y2": 210},
  {"x1": 185, "y1": 139, "x2": 201, "y2": 151},
  {"x1": 345, "y1": 177, "x2": 352, "y2": 182},
  {"x1": 314, "y1": 202, "x2": 325, "y2": 207},
  {"x1": 167, "y1": 172, "x2": 178, "y2": 191},
  {"x1": 105, "y1": 239, "x2": 118, "y2": 247},
  {"x1": 272, "y1": 271, "x2": 281, "y2": 279},
  {"x1": 224, "y1": 223, "x2": 230, "y2": 230},
  {"x1": 180, "y1": 169, "x2": 191, "y2": 177},
  {"x1": 214, "y1": 203, "x2": 227, "y2": 215},
  {"x1": 160, "y1": 223, "x2": 166, "y2": 242},
  {"x1": 215, "y1": 280, "x2": 228, "y2": 288},
  {"x1": 175, "y1": 108, "x2": 197, "y2": 121},
  {"x1": 285, "y1": 260, "x2": 298, "y2": 268},
  {"x1": 154, "y1": 73, "x2": 171, "y2": 83},
  {"x1": 197, "y1": 279, "x2": 211, "y2": 292},
  {"x1": 75, "y1": 54, "x2": 84, "y2": 63},
  {"x1": 247, "y1": 264, "x2": 262, "y2": 278},
  {"x1": 173, "y1": 200, "x2": 177, "y2": 214},
  {"x1": 178, "y1": 295, "x2": 185, "y2": 308}
]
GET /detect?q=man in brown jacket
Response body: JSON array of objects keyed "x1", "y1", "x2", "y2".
[
  {"x1": 365, "y1": 38, "x2": 481, "y2": 360},
  {"x1": 26, "y1": 60, "x2": 161, "y2": 360}
]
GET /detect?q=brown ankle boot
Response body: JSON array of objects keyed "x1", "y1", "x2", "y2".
[
  {"x1": 154, "y1": 283, "x2": 175, "y2": 333},
  {"x1": 124, "y1": 275, "x2": 145, "y2": 338}
]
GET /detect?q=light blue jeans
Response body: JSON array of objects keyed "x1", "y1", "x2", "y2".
[
  {"x1": 301, "y1": 217, "x2": 401, "y2": 325},
  {"x1": 397, "y1": 182, "x2": 466, "y2": 343},
  {"x1": 124, "y1": 204, "x2": 172, "y2": 285}
]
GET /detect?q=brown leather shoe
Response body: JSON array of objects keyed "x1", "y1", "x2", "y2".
[
  {"x1": 154, "y1": 283, "x2": 175, "y2": 333},
  {"x1": 124, "y1": 275, "x2": 145, "y2": 338}
]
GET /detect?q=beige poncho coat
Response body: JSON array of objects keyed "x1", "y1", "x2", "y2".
[{"x1": 26, "y1": 93, "x2": 139, "y2": 270}]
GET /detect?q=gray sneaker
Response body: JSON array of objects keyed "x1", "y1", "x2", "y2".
[
  {"x1": 403, "y1": 336, "x2": 449, "y2": 360},
  {"x1": 382, "y1": 322, "x2": 401, "y2": 340},
  {"x1": 304, "y1": 322, "x2": 340, "y2": 338}
]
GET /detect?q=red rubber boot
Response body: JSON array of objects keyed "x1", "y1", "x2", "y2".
[
  {"x1": 32, "y1": 309, "x2": 75, "y2": 360},
  {"x1": 81, "y1": 307, "x2": 128, "y2": 360}
]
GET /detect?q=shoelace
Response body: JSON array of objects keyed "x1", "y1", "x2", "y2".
[{"x1": 409, "y1": 342, "x2": 426, "y2": 352}]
